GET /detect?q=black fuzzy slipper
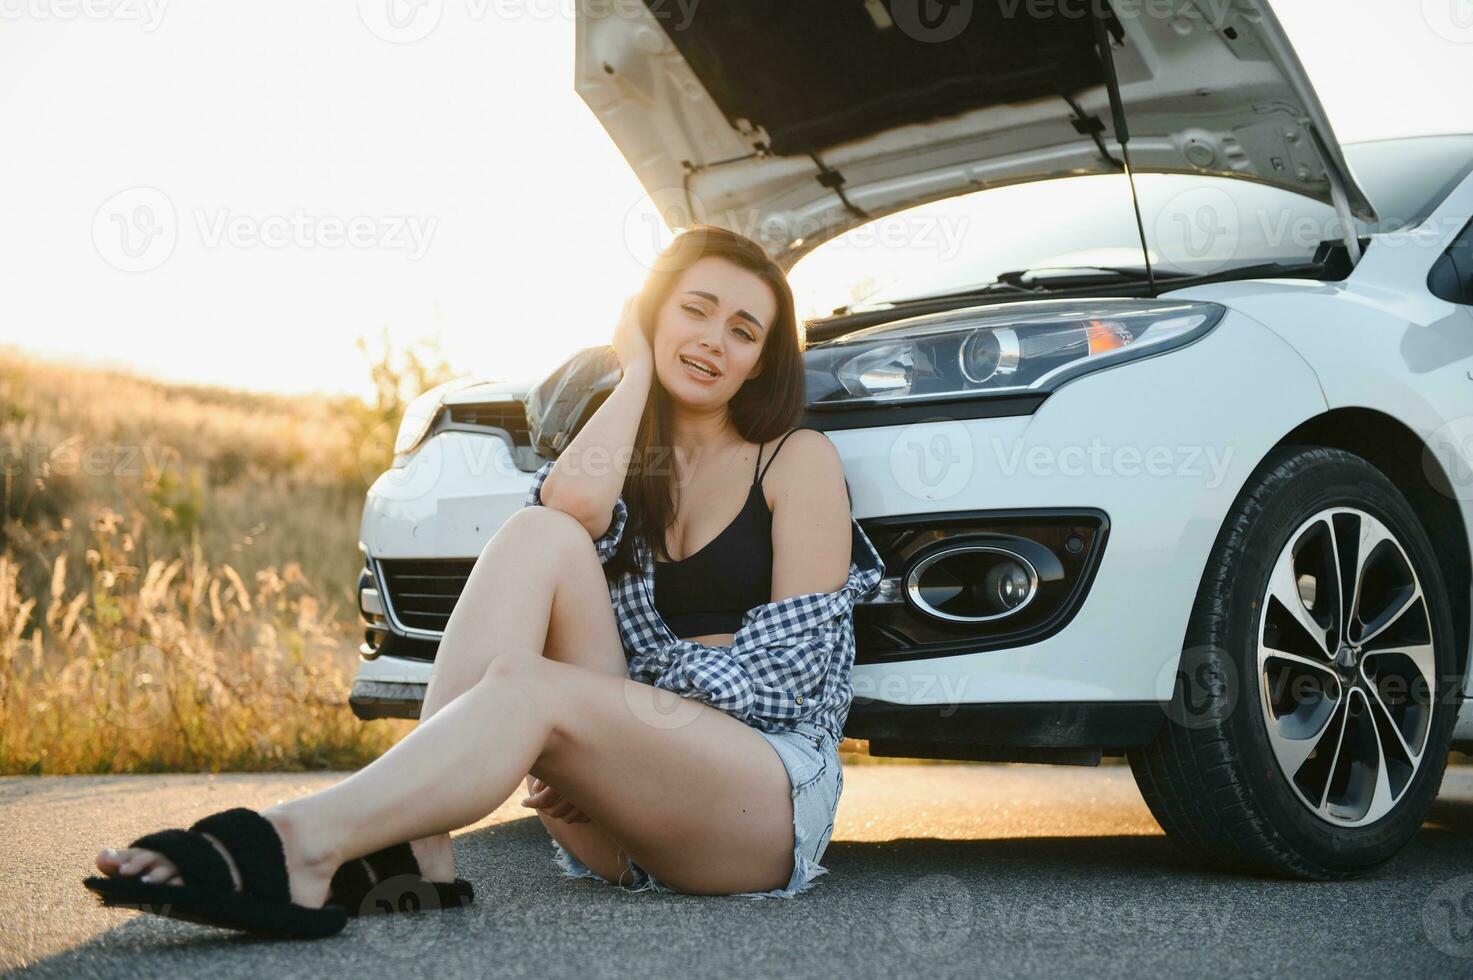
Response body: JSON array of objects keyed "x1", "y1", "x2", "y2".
[
  {"x1": 328, "y1": 841, "x2": 474, "y2": 917},
  {"x1": 81, "y1": 807, "x2": 348, "y2": 940}
]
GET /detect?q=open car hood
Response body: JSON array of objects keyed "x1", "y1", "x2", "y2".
[{"x1": 576, "y1": 0, "x2": 1375, "y2": 267}]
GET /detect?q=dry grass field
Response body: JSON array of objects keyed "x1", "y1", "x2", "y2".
[{"x1": 0, "y1": 336, "x2": 457, "y2": 773}]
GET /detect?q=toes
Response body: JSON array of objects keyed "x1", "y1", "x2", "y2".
[
  {"x1": 96, "y1": 849, "x2": 122, "y2": 875},
  {"x1": 100, "y1": 847, "x2": 183, "y2": 884},
  {"x1": 119, "y1": 851, "x2": 157, "y2": 876},
  {"x1": 142, "y1": 863, "x2": 179, "y2": 884}
]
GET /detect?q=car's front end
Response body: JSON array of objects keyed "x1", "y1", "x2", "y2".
[
  {"x1": 349, "y1": 291, "x2": 1327, "y2": 737},
  {"x1": 353, "y1": 378, "x2": 542, "y2": 718},
  {"x1": 353, "y1": 0, "x2": 1473, "y2": 878}
]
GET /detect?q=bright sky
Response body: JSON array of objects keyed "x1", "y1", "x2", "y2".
[{"x1": 2, "y1": 0, "x2": 1470, "y2": 403}]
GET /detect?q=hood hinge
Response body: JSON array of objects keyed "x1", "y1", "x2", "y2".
[{"x1": 810, "y1": 152, "x2": 870, "y2": 223}]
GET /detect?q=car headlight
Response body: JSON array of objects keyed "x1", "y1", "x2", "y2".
[
  {"x1": 805, "y1": 299, "x2": 1226, "y2": 406},
  {"x1": 393, "y1": 377, "x2": 481, "y2": 458}
]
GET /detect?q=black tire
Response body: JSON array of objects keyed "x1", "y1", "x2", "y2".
[{"x1": 1127, "y1": 444, "x2": 1459, "y2": 879}]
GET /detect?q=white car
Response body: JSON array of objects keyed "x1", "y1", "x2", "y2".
[{"x1": 353, "y1": 2, "x2": 1473, "y2": 879}]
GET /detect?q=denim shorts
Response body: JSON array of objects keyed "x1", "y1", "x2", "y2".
[{"x1": 549, "y1": 719, "x2": 843, "y2": 900}]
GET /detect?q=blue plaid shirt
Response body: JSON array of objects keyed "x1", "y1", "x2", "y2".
[{"x1": 523, "y1": 457, "x2": 884, "y2": 742}]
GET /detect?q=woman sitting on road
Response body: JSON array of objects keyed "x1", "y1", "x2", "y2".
[{"x1": 83, "y1": 224, "x2": 884, "y2": 938}]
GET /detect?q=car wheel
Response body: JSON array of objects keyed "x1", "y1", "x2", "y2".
[{"x1": 1128, "y1": 445, "x2": 1458, "y2": 879}]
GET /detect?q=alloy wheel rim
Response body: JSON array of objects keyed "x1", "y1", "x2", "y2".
[{"x1": 1256, "y1": 506, "x2": 1436, "y2": 827}]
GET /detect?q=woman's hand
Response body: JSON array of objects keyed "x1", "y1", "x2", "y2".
[
  {"x1": 521, "y1": 776, "x2": 590, "y2": 823},
  {"x1": 611, "y1": 293, "x2": 654, "y2": 378}
]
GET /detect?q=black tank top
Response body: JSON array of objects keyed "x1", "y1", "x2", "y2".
[{"x1": 652, "y1": 429, "x2": 805, "y2": 639}]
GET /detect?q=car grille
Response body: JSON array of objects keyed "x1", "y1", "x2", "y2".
[
  {"x1": 447, "y1": 401, "x2": 531, "y2": 446},
  {"x1": 376, "y1": 558, "x2": 477, "y2": 633}
]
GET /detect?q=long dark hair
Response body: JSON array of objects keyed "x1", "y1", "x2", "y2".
[{"x1": 603, "y1": 224, "x2": 807, "y2": 579}]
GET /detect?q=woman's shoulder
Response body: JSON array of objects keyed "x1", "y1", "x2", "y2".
[{"x1": 760, "y1": 428, "x2": 843, "y2": 501}]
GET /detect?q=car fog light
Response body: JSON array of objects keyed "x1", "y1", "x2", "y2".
[
  {"x1": 906, "y1": 543, "x2": 1040, "y2": 623},
  {"x1": 985, "y1": 559, "x2": 1033, "y2": 611}
]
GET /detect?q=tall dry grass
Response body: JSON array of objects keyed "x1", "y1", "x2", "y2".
[{"x1": 0, "y1": 335, "x2": 452, "y2": 773}]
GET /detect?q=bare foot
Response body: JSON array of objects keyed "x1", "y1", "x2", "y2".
[{"x1": 94, "y1": 809, "x2": 340, "y2": 907}]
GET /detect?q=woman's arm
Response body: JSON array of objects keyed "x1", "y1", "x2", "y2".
[
  {"x1": 536, "y1": 297, "x2": 654, "y2": 542},
  {"x1": 765, "y1": 430, "x2": 852, "y2": 602}
]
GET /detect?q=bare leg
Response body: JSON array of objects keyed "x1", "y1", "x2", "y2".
[
  {"x1": 261, "y1": 649, "x2": 795, "y2": 901},
  {"x1": 410, "y1": 504, "x2": 634, "y2": 881},
  {"x1": 96, "y1": 505, "x2": 624, "y2": 888}
]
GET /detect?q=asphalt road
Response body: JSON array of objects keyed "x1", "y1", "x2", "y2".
[{"x1": 4, "y1": 764, "x2": 1473, "y2": 978}]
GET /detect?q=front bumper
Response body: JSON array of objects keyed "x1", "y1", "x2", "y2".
[{"x1": 350, "y1": 653, "x2": 431, "y2": 721}]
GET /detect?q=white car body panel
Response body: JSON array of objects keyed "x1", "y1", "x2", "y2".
[
  {"x1": 575, "y1": 0, "x2": 1374, "y2": 263},
  {"x1": 364, "y1": 431, "x2": 526, "y2": 561},
  {"x1": 830, "y1": 305, "x2": 1328, "y2": 705}
]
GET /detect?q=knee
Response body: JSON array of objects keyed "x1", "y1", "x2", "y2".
[
  {"x1": 480, "y1": 649, "x2": 547, "y2": 689},
  {"x1": 479, "y1": 653, "x2": 586, "y2": 746},
  {"x1": 492, "y1": 505, "x2": 593, "y2": 559}
]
